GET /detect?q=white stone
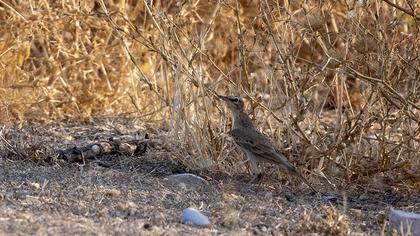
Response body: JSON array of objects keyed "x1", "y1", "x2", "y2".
[
  {"x1": 389, "y1": 209, "x2": 420, "y2": 236},
  {"x1": 91, "y1": 145, "x2": 101, "y2": 154},
  {"x1": 167, "y1": 173, "x2": 208, "y2": 188},
  {"x1": 181, "y1": 207, "x2": 210, "y2": 227}
]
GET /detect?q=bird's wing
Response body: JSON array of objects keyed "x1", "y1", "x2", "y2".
[
  {"x1": 231, "y1": 128, "x2": 297, "y2": 173},
  {"x1": 231, "y1": 128, "x2": 318, "y2": 193}
]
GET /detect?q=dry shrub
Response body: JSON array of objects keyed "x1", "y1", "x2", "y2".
[
  {"x1": 299, "y1": 205, "x2": 350, "y2": 235},
  {"x1": 0, "y1": 0, "x2": 419, "y2": 188}
]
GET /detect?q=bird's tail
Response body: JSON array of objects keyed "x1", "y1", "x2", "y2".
[
  {"x1": 285, "y1": 163, "x2": 318, "y2": 193},
  {"x1": 297, "y1": 173, "x2": 318, "y2": 193},
  {"x1": 272, "y1": 151, "x2": 318, "y2": 193}
]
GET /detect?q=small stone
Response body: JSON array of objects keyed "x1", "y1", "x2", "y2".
[
  {"x1": 167, "y1": 173, "x2": 208, "y2": 189},
  {"x1": 389, "y1": 209, "x2": 420, "y2": 236},
  {"x1": 321, "y1": 194, "x2": 338, "y2": 203},
  {"x1": 358, "y1": 193, "x2": 368, "y2": 201},
  {"x1": 181, "y1": 207, "x2": 210, "y2": 227},
  {"x1": 91, "y1": 145, "x2": 101, "y2": 154}
]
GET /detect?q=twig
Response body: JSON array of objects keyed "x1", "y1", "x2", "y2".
[
  {"x1": 381, "y1": 0, "x2": 420, "y2": 21},
  {"x1": 97, "y1": 0, "x2": 169, "y2": 106},
  {"x1": 234, "y1": 0, "x2": 251, "y2": 91},
  {"x1": 0, "y1": 0, "x2": 28, "y2": 22}
]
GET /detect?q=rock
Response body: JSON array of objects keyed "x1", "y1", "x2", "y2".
[
  {"x1": 181, "y1": 207, "x2": 210, "y2": 227},
  {"x1": 321, "y1": 194, "x2": 338, "y2": 203},
  {"x1": 167, "y1": 173, "x2": 208, "y2": 189},
  {"x1": 389, "y1": 209, "x2": 420, "y2": 236}
]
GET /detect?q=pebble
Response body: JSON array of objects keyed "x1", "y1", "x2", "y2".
[
  {"x1": 181, "y1": 207, "x2": 210, "y2": 227},
  {"x1": 389, "y1": 209, "x2": 420, "y2": 235},
  {"x1": 167, "y1": 173, "x2": 209, "y2": 189},
  {"x1": 321, "y1": 194, "x2": 338, "y2": 203}
]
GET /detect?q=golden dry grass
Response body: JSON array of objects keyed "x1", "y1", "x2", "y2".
[
  {"x1": 2, "y1": 0, "x2": 418, "y2": 184},
  {"x1": 0, "y1": 0, "x2": 419, "y2": 234}
]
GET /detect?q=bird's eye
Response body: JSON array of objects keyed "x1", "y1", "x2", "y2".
[{"x1": 232, "y1": 97, "x2": 239, "y2": 103}]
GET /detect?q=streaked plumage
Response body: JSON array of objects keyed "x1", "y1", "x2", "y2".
[{"x1": 218, "y1": 95, "x2": 316, "y2": 192}]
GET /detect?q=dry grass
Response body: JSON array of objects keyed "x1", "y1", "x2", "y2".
[{"x1": 0, "y1": 0, "x2": 419, "y2": 234}]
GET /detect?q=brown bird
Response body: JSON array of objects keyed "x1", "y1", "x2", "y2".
[{"x1": 218, "y1": 95, "x2": 317, "y2": 192}]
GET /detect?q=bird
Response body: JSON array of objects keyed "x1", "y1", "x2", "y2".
[{"x1": 218, "y1": 95, "x2": 317, "y2": 192}]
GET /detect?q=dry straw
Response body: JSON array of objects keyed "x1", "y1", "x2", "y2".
[{"x1": 0, "y1": 0, "x2": 418, "y2": 188}]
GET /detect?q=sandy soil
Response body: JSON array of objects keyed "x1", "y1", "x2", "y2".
[{"x1": 0, "y1": 119, "x2": 418, "y2": 235}]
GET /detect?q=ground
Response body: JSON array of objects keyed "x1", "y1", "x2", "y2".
[{"x1": 0, "y1": 118, "x2": 418, "y2": 235}]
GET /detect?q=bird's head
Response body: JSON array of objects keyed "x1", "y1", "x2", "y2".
[{"x1": 218, "y1": 95, "x2": 245, "y2": 111}]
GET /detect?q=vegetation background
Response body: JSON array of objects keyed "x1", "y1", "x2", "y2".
[{"x1": 0, "y1": 0, "x2": 419, "y2": 234}]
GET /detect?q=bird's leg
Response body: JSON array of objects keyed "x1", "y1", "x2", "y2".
[
  {"x1": 247, "y1": 155, "x2": 262, "y2": 184},
  {"x1": 248, "y1": 172, "x2": 263, "y2": 184}
]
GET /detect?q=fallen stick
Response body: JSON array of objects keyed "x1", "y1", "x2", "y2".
[{"x1": 58, "y1": 135, "x2": 149, "y2": 162}]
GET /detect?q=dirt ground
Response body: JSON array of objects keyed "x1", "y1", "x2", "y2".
[{"x1": 0, "y1": 118, "x2": 418, "y2": 235}]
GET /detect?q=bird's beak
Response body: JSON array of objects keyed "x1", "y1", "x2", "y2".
[{"x1": 217, "y1": 94, "x2": 229, "y2": 101}]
